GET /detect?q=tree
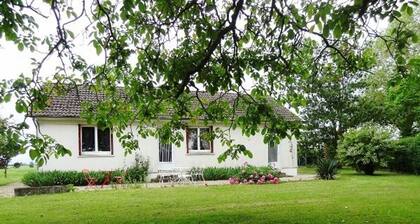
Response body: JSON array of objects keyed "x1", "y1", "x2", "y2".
[
  {"x1": 298, "y1": 46, "x2": 375, "y2": 161},
  {"x1": 360, "y1": 6, "x2": 420, "y2": 137},
  {"x1": 0, "y1": 118, "x2": 26, "y2": 178},
  {"x1": 338, "y1": 123, "x2": 392, "y2": 175},
  {"x1": 0, "y1": 0, "x2": 418, "y2": 163}
]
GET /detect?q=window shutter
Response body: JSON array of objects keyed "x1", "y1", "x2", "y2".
[{"x1": 78, "y1": 124, "x2": 81, "y2": 156}]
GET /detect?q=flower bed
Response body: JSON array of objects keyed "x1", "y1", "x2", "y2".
[{"x1": 228, "y1": 163, "x2": 283, "y2": 184}]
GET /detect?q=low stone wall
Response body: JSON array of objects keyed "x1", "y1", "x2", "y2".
[{"x1": 14, "y1": 185, "x2": 72, "y2": 197}]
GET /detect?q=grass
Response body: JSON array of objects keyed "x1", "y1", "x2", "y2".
[
  {"x1": 298, "y1": 166, "x2": 317, "y2": 175},
  {"x1": 0, "y1": 166, "x2": 35, "y2": 186},
  {"x1": 0, "y1": 169, "x2": 419, "y2": 224}
]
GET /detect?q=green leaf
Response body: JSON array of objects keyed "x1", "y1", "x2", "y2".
[
  {"x1": 92, "y1": 40, "x2": 102, "y2": 55},
  {"x1": 333, "y1": 25, "x2": 342, "y2": 39},
  {"x1": 67, "y1": 30, "x2": 75, "y2": 39},
  {"x1": 407, "y1": 6, "x2": 413, "y2": 16},
  {"x1": 17, "y1": 43, "x2": 24, "y2": 51},
  {"x1": 3, "y1": 93, "x2": 12, "y2": 102},
  {"x1": 29, "y1": 149, "x2": 40, "y2": 160},
  {"x1": 15, "y1": 102, "x2": 26, "y2": 113}
]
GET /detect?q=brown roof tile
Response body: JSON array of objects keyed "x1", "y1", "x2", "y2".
[{"x1": 31, "y1": 86, "x2": 300, "y2": 121}]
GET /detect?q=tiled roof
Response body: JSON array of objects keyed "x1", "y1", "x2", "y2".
[{"x1": 31, "y1": 86, "x2": 300, "y2": 121}]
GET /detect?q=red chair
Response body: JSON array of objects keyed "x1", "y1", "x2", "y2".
[
  {"x1": 82, "y1": 169, "x2": 97, "y2": 187},
  {"x1": 101, "y1": 171, "x2": 112, "y2": 188}
]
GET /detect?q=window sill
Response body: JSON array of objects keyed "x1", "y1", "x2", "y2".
[
  {"x1": 79, "y1": 153, "x2": 114, "y2": 158},
  {"x1": 187, "y1": 151, "x2": 214, "y2": 155}
]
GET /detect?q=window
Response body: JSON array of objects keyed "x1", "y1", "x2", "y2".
[
  {"x1": 159, "y1": 141, "x2": 172, "y2": 162},
  {"x1": 80, "y1": 126, "x2": 112, "y2": 154},
  {"x1": 187, "y1": 127, "x2": 212, "y2": 152},
  {"x1": 268, "y1": 142, "x2": 278, "y2": 163}
]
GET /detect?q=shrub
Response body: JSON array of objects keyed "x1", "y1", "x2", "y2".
[
  {"x1": 389, "y1": 134, "x2": 420, "y2": 174},
  {"x1": 201, "y1": 164, "x2": 285, "y2": 181},
  {"x1": 338, "y1": 124, "x2": 392, "y2": 175},
  {"x1": 13, "y1": 162, "x2": 21, "y2": 168},
  {"x1": 229, "y1": 164, "x2": 283, "y2": 184},
  {"x1": 125, "y1": 154, "x2": 149, "y2": 183},
  {"x1": 29, "y1": 162, "x2": 34, "y2": 168},
  {"x1": 316, "y1": 158, "x2": 339, "y2": 180},
  {"x1": 22, "y1": 170, "x2": 124, "y2": 187},
  {"x1": 202, "y1": 167, "x2": 242, "y2": 180}
]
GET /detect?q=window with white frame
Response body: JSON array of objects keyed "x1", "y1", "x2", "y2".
[
  {"x1": 81, "y1": 126, "x2": 112, "y2": 154},
  {"x1": 159, "y1": 140, "x2": 172, "y2": 162},
  {"x1": 187, "y1": 127, "x2": 212, "y2": 152}
]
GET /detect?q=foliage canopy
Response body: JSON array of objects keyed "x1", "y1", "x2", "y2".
[{"x1": 0, "y1": 0, "x2": 418, "y2": 163}]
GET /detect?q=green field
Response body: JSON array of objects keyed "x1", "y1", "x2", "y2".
[
  {"x1": 0, "y1": 169, "x2": 419, "y2": 224},
  {"x1": 0, "y1": 166, "x2": 35, "y2": 186}
]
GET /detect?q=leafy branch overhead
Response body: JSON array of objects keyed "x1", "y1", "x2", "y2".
[{"x1": 0, "y1": 0, "x2": 418, "y2": 162}]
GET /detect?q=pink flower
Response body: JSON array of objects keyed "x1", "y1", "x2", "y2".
[{"x1": 229, "y1": 177, "x2": 236, "y2": 185}]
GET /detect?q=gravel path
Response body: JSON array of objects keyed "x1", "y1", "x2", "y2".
[{"x1": 0, "y1": 182, "x2": 27, "y2": 198}]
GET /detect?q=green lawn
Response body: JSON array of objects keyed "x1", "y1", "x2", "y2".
[
  {"x1": 298, "y1": 166, "x2": 317, "y2": 174},
  {"x1": 0, "y1": 166, "x2": 35, "y2": 186},
  {"x1": 0, "y1": 169, "x2": 419, "y2": 224}
]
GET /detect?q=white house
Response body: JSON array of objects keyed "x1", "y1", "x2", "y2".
[{"x1": 31, "y1": 88, "x2": 299, "y2": 176}]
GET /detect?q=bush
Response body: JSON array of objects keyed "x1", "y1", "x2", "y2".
[
  {"x1": 338, "y1": 124, "x2": 392, "y2": 175},
  {"x1": 13, "y1": 162, "x2": 21, "y2": 168},
  {"x1": 125, "y1": 154, "x2": 149, "y2": 183},
  {"x1": 201, "y1": 164, "x2": 285, "y2": 181},
  {"x1": 316, "y1": 158, "x2": 338, "y2": 180},
  {"x1": 229, "y1": 164, "x2": 284, "y2": 184},
  {"x1": 389, "y1": 134, "x2": 420, "y2": 174},
  {"x1": 22, "y1": 170, "x2": 124, "y2": 187},
  {"x1": 29, "y1": 162, "x2": 34, "y2": 168},
  {"x1": 202, "y1": 167, "x2": 242, "y2": 180}
]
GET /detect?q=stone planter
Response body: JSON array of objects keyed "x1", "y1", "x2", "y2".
[{"x1": 14, "y1": 185, "x2": 73, "y2": 197}]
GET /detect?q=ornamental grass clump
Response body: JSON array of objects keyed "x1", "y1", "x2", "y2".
[{"x1": 316, "y1": 158, "x2": 339, "y2": 180}]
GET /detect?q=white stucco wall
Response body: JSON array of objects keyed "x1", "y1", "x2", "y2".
[{"x1": 37, "y1": 119, "x2": 298, "y2": 176}]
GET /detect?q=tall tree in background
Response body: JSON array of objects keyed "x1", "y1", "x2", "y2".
[
  {"x1": 0, "y1": 118, "x2": 26, "y2": 177},
  {"x1": 298, "y1": 46, "x2": 375, "y2": 163},
  {"x1": 0, "y1": 0, "x2": 418, "y2": 164},
  {"x1": 360, "y1": 6, "x2": 420, "y2": 137}
]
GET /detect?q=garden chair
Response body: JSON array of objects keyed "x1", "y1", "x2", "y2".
[
  {"x1": 101, "y1": 171, "x2": 112, "y2": 188},
  {"x1": 157, "y1": 169, "x2": 176, "y2": 184},
  {"x1": 82, "y1": 169, "x2": 97, "y2": 187},
  {"x1": 113, "y1": 170, "x2": 127, "y2": 187},
  {"x1": 174, "y1": 167, "x2": 193, "y2": 184},
  {"x1": 191, "y1": 167, "x2": 206, "y2": 185}
]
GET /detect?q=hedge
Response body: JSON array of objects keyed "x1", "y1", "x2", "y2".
[
  {"x1": 389, "y1": 134, "x2": 420, "y2": 175},
  {"x1": 22, "y1": 170, "x2": 125, "y2": 187},
  {"x1": 23, "y1": 155, "x2": 150, "y2": 187}
]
